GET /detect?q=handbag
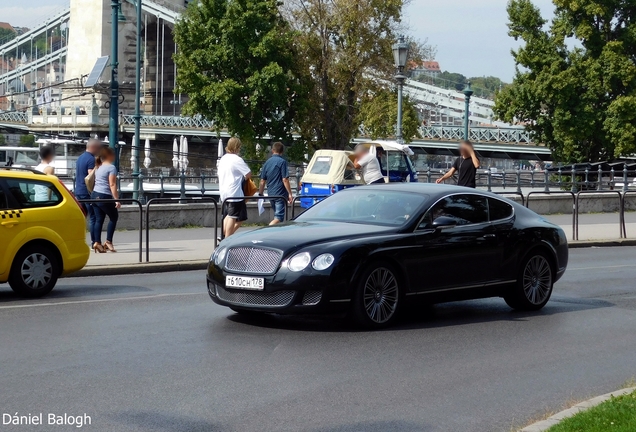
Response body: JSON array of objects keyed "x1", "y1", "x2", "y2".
[
  {"x1": 243, "y1": 178, "x2": 258, "y2": 197},
  {"x1": 84, "y1": 169, "x2": 96, "y2": 193}
]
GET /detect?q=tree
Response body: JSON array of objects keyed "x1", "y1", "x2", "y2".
[
  {"x1": 173, "y1": 0, "x2": 309, "y2": 150},
  {"x1": 0, "y1": 27, "x2": 16, "y2": 44},
  {"x1": 357, "y1": 88, "x2": 421, "y2": 142},
  {"x1": 19, "y1": 135, "x2": 35, "y2": 147},
  {"x1": 493, "y1": 0, "x2": 636, "y2": 163},
  {"x1": 285, "y1": 0, "x2": 431, "y2": 149}
]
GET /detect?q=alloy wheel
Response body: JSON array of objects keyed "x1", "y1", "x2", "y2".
[
  {"x1": 20, "y1": 253, "x2": 53, "y2": 290},
  {"x1": 363, "y1": 267, "x2": 399, "y2": 324},
  {"x1": 522, "y1": 255, "x2": 552, "y2": 305}
]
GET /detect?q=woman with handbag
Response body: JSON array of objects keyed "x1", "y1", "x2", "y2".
[
  {"x1": 90, "y1": 147, "x2": 120, "y2": 253},
  {"x1": 218, "y1": 137, "x2": 252, "y2": 238}
]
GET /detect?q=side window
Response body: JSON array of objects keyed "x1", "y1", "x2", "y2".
[
  {"x1": 0, "y1": 183, "x2": 8, "y2": 210},
  {"x1": 309, "y1": 157, "x2": 332, "y2": 175},
  {"x1": 488, "y1": 197, "x2": 513, "y2": 221},
  {"x1": 424, "y1": 194, "x2": 489, "y2": 226},
  {"x1": 5, "y1": 178, "x2": 62, "y2": 208}
]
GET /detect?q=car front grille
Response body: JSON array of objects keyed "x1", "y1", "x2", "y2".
[
  {"x1": 302, "y1": 291, "x2": 322, "y2": 306},
  {"x1": 216, "y1": 286, "x2": 295, "y2": 307},
  {"x1": 225, "y1": 247, "x2": 283, "y2": 274}
]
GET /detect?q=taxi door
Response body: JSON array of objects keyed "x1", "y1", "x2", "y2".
[{"x1": 0, "y1": 180, "x2": 27, "y2": 278}]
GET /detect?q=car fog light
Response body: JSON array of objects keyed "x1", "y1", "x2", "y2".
[
  {"x1": 312, "y1": 254, "x2": 335, "y2": 271},
  {"x1": 288, "y1": 252, "x2": 311, "y2": 272}
]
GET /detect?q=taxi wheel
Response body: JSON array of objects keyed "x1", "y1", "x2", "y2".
[{"x1": 9, "y1": 245, "x2": 60, "y2": 298}]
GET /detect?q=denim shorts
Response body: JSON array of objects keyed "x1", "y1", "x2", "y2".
[{"x1": 270, "y1": 199, "x2": 286, "y2": 222}]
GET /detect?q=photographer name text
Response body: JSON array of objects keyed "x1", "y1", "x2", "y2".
[{"x1": 3, "y1": 413, "x2": 91, "y2": 428}]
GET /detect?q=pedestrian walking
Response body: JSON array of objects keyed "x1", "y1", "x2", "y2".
[
  {"x1": 75, "y1": 138, "x2": 101, "y2": 244},
  {"x1": 34, "y1": 146, "x2": 55, "y2": 201},
  {"x1": 353, "y1": 144, "x2": 385, "y2": 185},
  {"x1": 436, "y1": 140, "x2": 480, "y2": 188},
  {"x1": 218, "y1": 137, "x2": 251, "y2": 237},
  {"x1": 258, "y1": 142, "x2": 293, "y2": 225},
  {"x1": 90, "y1": 147, "x2": 120, "y2": 253}
]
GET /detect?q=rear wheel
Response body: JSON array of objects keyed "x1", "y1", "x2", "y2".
[
  {"x1": 9, "y1": 245, "x2": 60, "y2": 298},
  {"x1": 351, "y1": 263, "x2": 402, "y2": 328},
  {"x1": 504, "y1": 251, "x2": 553, "y2": 311}
]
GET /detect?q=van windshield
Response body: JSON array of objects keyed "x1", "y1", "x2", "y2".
[{"x1": 296, "y1": 189, "x2": 428, "y2": 226}]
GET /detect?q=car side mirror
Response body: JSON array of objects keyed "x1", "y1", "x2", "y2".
[{"x1": 432, "y1": 216, "x2": 457, "y2": 230}]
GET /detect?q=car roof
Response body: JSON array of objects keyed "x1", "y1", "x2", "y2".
[
  {"x1": 341, "y1": 183, "x2": 508, "y2": 202},
  {"x1": 0, "y1": 168, "x2": 48, "y2": 179}
]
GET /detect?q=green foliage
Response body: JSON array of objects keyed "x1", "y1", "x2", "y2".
[
  {"x1": 0, "y1": 135, "x2": 6, "y2": 145},
  {"x1": 173, "y1": 0, "x2": 309, "y2": 152},
  {"x1": 0, "y1": 27, "x2": 16, "y2": 44},
  {"x1": 19, "y1": 135, "x2": 35, "y2": 147},
  {"x1": 494, "y1": 0, "x2": 636, "y2": 163},
  {"x1": 547, "y1": 390, "x2": 636, "y2": 432},
  {"x1": 287, "y1": 0, "x2": 409, "y2": 150},
  {"x1": 415, "y1": 71, "x2": 506, "y2": 98},
  {"x1": 357, "y1": 87, "x2": 422, "y2": 142}
]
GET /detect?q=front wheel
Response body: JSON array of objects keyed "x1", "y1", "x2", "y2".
[
  {"x1": 351, "y1": 263, "x2": 402, "y2": 328},
  {"x1": 504, "y1": 251, "x2": 553, "y2": 311},
  {"x1": 9, "y1": 245, "x2": 60, "y2": 298}
]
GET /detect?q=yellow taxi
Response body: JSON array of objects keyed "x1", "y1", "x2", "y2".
[{"x1": 0, "y1": 167, "x2": 90, "y2": 297}]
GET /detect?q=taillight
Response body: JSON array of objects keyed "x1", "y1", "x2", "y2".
[
  {"x1": 298, "y1": 182, "x2": 303, "y2": 192},
  {"x1": 58, "y1": 179, "x2": 87, "y2": 217},
  {"x1": 331, "y1": 184, "x2": 336, "y2": 194}
]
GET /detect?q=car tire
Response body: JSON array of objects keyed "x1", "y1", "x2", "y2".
[
  {"x1": 8, "y1": 245, "x2": 60, "y2": 298},
  {"x1": 351, "y1": 262, "x2": 402, "y2": 329},
  {"x1": 504, "y1": 251, "x2": 553, "y2": 311}
]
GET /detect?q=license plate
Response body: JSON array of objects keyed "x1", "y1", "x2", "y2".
[{"x1": 225, "y1": 275, "x2": 264, "y2": 290}]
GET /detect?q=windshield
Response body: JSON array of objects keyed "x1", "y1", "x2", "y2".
[{"x1": 296, "y1": 189, "x2": 428, "y2": 226}]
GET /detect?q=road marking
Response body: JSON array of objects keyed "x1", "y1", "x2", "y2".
[
  {"x1": 570, "y1": 264, "x2": 633, "y2": 271},
  {"x1": 0, "y1": 292, "x2": 205, "y2": 310}
]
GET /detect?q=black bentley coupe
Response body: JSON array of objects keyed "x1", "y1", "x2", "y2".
[{"x1": 207, "y1": 183, "x2": 568, "y2": 328}]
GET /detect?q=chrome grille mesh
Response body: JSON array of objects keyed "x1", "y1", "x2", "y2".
[
  {"x1": 302, "y1": 291, "x2": 322, "y2": 306},
  {"x1": 225, "y1": 247, "x2": 282, "y2": 274},
  {"x1": 216, "y1": 286, "x2": 295, "y2": 307}
]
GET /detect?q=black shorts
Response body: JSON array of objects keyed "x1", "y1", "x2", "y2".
[{"x1": 224, "y1": 200, "x2": 248, "y2": 222}]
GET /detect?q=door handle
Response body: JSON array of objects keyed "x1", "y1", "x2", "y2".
[
  {"x1": 477, "y1": 233, "x2": 496, "y2": 242},
  {"x1": 1, "y1": 221, "x2": 19, "y2": 227}
]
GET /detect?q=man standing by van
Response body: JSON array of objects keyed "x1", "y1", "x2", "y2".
[
  {"x1": 259, "y1": 142, "x2": 293, "y2": 225},
  {"x1": 75, "y1": 138, "x2": 101, "y2": 244},
  {"x1": 436, "y1": 140, "x2": 480, "y2": 188}
]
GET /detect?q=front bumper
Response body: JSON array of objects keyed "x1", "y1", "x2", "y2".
[{"x1": 206, "y1": 264, "x2": 351, "y2": 314}]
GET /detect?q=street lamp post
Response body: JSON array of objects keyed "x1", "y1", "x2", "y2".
[
  {"x1": 463, "y1": 81, "x2": 473, "y2": 141},
  {"x1": 109, "y1": 0, "x2": 126, "y2": 170},
  {"x1": 392, "y1": 35, "x2": 409, "y2": 143},
  {"x1": 132, "y1": 0, "x2": 142, "y2": 200}
]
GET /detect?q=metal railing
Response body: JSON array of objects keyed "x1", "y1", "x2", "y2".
[
  {"x1": 145, "y1": 197, "x2": 219, "y2": 262},
  {"x1": 120, "y1": 114, "x2": 215, "y2": 130},
  {"x1": 419, "y1": 126, "x2": 533, "y2": 144},
  {"x1": 79, "y1": 198, "x2": 144, "y2": 262},
  {"x1": 290, "y1": 195, "x2": 331, "y2": 219},
  {"x1": 575, "y1": 190, "x2": 624, "y2": 241}
]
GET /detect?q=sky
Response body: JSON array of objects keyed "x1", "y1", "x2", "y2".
[{"x1": 3, "y1": 0, "x2": 557, "y2": 82}]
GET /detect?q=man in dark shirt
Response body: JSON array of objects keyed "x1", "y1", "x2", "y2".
[
  {"x1": 259, "y1": 142, "x2": 293, "y2": 225},
  {"x1": 436, "y1": 140, "x2": 480, "y2": 188},
  {"x1": 75, "y1": 138, "x2": 101, "y2": 243}
]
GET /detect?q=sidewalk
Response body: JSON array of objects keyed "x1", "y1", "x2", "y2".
[{"x1": 76, "y1": 213, "x2": 636, "y2": 275}]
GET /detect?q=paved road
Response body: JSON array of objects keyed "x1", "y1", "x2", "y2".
[{"x1": 1, "y1": 247, "x2": 635, "y2": 432}]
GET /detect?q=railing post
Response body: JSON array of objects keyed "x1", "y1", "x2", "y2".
[
  {"x1": 611, "y1": 167, "x2": 615, "y2": 189},
  {"x1": 584, "y1": 168, "x2": 589, "y2": 190},
  {"x1": 138, "y1": 172, "x2": 144, "y2": 203},
  {"x1": 72, "y1": 171, "x2": 76, "y2": 193},
  {"x1": 159, "y1": 172, "x2": 165, "y2": 198},
  {"x1": 597, "y1": 165, "x2": 603, "y2": 191},
  {"x1": 426, "y1": 168, "x2": 431, "y2": 184},
  {"x1": 530, "y1": 170, "x2": 535, "y2": 189},
  {"x1": 623, "y1": 163, "x2": 629, "y2": 193},
  {"x1": 487, "y1": 168, "x2": 492, "y2": 192},
  {"x1": 571, "y1": 166, "x2": 577, "y2": 193},
  {"x1": 543, "y1": 169, "x2": 549, "y2": 193},
  {"x1": 502, "y1": 168, "x2": 507, "y2": 189},
  {"x1": 516, "y1": 167, "x2": 521, "y2": 194},
  {"x1": 180, "y1": 168, "x2": 187, "y2": 203},
  {"x1": 200, "y1": 172, "x2": 206, "y2": 196},
  {"x1": 116, "y1": 172, "x2": 122, "y2": 196}
]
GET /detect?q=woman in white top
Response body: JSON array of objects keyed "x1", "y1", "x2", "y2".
[
  {"x1": 34, "y1": 146, "x2": 55, "y2": 201},
  {"x1": 353, "y1": 145, "x2": 385, "y2": 184}
]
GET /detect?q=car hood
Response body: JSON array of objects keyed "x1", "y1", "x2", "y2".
[{"x1": 221, "y1": 221, "x2": 397, "y2": 250}]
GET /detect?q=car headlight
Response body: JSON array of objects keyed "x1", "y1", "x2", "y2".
[
  {"x1": 212, "y1": 247, "x2": 227, "y2": 266},
  {"x1": 288, "y1": 252, "x2": 311, "y2": 272},
  {"x1": 312, "y1": 253, "x2": 335, "y2": 271}
]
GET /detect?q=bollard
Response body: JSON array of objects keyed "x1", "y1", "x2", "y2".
[
  {"x1": 200, "y1": 173, "x2": 206, "y2": 196},
  {"x1": 159, "y1": 172, "x2": 165, "y2": 198},
  {"x1": 543, "y1": 169, "x2": 549, "y2": 193},
  {"x1": 516, "y1": 168, "x2": 522, "y2": 194},
  {"x1": 487, "y1": 169, "x2": 492, "y2": 192},
  {"x1": 597, "y1": 165, "x2": 603, "y2": 191},
  {"x1": 571, "y1": 165, "x2": 577, "y2": 193},
  {"x1": 180, "y1": 169, "x2": 187, "y2": 203},
  {"x1": 623, "y1": 163, "x2": 628, "y2": 193}
]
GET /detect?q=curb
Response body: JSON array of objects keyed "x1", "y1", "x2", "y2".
[
  {"x1": 568, "y1": 239, "x2": 636, "y2": 248},
  {"x1": 519, "y1": 386, "x2": 636, "y2": 432},
  {"x1": 66, "y1": 260, "x2": 209, "y2": 278}
]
